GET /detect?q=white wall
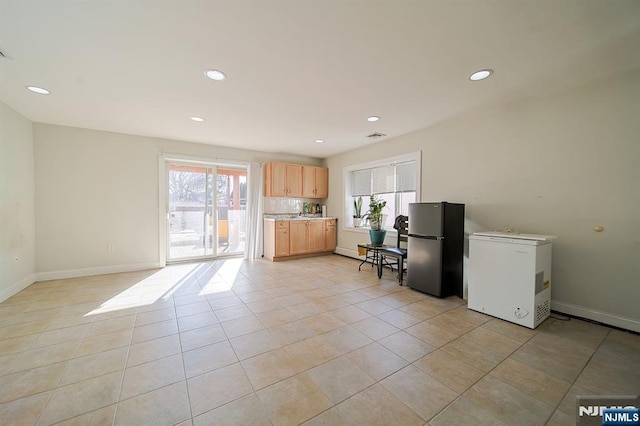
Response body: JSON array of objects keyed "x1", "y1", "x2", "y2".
[
  {"x1": 326, "y1": 69, "x2": 640, "y2": 331},
  {"x1": 34, "y1": 124, "x2": 321, "y2": 278},
  {"x1": 0, "y1": 101, "x2": 35, "y2": 302}
]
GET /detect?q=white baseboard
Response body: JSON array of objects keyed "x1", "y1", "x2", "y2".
[
  {"x1": 36, "y1": 262, "x2": 163, "y2": 282},
  {"x1": 334, "y1": 247, "x2": 361, "y2": 259},
  {"x1": 0, "y1": 273, "x2": 37, "y2": 303},
  {"x1": 335, "y1": 247, "x2": 638, "y2": 333},
  {"x1": 21, "y1": 256, "x2": 639, "y2": 333},
  {"x1": 551, "y1": 301, "x2": 639, "y2": 333}
]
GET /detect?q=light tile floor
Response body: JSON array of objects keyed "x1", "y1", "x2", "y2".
[{"x1": 0, "y1": 255, "x2": 638, "y2": 425}]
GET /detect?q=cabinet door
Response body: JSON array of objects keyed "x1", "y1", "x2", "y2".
[
  {"x1": 266, "y1": 162, "x2": 288, "y2": 197},
  {"x1": 308, "y1": 221, "x2": 325, "y2": 252},
  {"x1": 315, "y1": 167, "x2": 328, "y2": 198},
  {"x1": 275, "y1": 222, "x2": 290, "y2": 257},
  {"x1": 325, "y1": 219, "x2": 336, "y2": 251},
  {"x1": 286, "y1": 164, "x2": 303, "y2": 197},
  {"x1": 302, "y1": 166, "x2": 316, "y2": 198},
  {"x1": 301, "y1": 166, "x2": 329, "y2": 199},
  {"x1": 289, "y1": 221, "x2": 309, "y2": 254}
]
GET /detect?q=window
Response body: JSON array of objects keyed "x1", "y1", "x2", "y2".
[{"x1": 344, "y1": 152, "x2": 420, "y2": 230}]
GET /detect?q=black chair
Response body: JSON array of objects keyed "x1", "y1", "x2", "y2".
[{"x1": 377, "y1": 215, "x2": 408, "y2": 285}]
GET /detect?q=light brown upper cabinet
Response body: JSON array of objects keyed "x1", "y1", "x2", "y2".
[
  {"x1": 265, "y1": 162, "x2": 303, "y2": 197},
  {"x1": 302, "y1": 166, "x2": 329, "y2": 199}
]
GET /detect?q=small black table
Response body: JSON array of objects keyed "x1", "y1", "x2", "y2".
[{"x1": 357, "y1": 243, "x2": 393, "y2": 271}]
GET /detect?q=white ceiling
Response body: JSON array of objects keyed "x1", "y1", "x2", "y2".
[{"x1": 1, "y1": 1, "x2": 639, "y2": 159}]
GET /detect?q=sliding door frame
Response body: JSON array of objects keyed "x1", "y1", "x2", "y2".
[{"x1": 158, "y1": 153, "x2": 249, "y2": 265}]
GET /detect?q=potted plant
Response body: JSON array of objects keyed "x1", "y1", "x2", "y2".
[
  {"x1": 353, "y1": 196, "x2": 363, "y2": 227},
  {"x1": 364, "y1": 195, "x2": 387, "y2": 244}
]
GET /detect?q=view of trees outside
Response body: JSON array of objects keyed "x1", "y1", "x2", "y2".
[{"x1": 168, "y1": 168, "x2": 210, "y2": 203}]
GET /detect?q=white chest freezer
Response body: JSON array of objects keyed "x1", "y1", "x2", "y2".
[{"x1": 467, "y1": 232, "x2": 556, "y2": 329}]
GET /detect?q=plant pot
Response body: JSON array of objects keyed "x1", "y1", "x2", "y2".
[
  {"x1": 369, "y1": 229, "x2": 387, "y2": 245},
  {"x1": 353, "y1": 217, "x2": 363, "y2": 228},
  {"x1": 368, "y1": 214, "x2": 387, "y2": 231}
]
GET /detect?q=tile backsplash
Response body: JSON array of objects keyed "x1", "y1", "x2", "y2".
[{"x1": 264, "y1": 197, "x2": 320, "y2": 214}]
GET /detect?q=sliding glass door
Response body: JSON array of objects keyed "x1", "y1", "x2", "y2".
[
  {"x1": 167, "y1": 162, "x2": 246, "y2": 262},
  {"x1": 215, "y1": 168, "x2": 247, "y2": 255}
]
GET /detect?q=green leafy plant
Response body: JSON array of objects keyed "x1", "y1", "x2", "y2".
[
  {"x1": 364, "y1": 194, "x2": 387, "y2": 230},
  {"x1": 353, "y1": 196, "x2": 363, "y2": 218}
]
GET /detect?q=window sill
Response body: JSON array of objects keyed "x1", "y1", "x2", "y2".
[{"x1": 343, "y1": 225, "x2": 397, "y2": 235}]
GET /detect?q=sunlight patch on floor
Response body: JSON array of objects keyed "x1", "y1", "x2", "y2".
[
  {"x1": 199, "y1": 258, "x2": 243, "y2": 296},
  {"x1": 84, "y1": 264, "x2": 202, "y2": 316}
]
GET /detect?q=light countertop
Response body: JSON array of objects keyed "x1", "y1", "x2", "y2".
[{"x1": 264, "y1": 215, "x2": 337, "y2": 221}]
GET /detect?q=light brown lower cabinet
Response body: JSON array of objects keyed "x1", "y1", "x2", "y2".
[
  {"x1": 264, "y1": 219, "x2": 337, "y2": 261},
  {"x1": 289, "y1": 220, "x2": 309, "y2": 255},
  {"x1": 325, "y1": 219, "x2": 337, "y2": 251},
  {"x1": 274, "y1": 221, "x2": 290, "y2": 257}
]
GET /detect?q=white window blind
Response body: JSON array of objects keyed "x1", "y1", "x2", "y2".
[
  {"x1": 351, "y1": 169, "x2": 371, "y2": 196},
  {"x1": 351, "y1": 162, "x2": 416, "y2": 196},
  {"x1": 345, "y1": 152, "x2": 420, "y2": 229},
  {"x1": 372, "y1": 165, "x2": 394, "y2": 194},
  {"x1": 396, "y1": 161, "x2": 416, "y2": 192}
]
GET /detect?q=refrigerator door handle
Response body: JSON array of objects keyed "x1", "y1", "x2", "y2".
[{"x1": 408, "y1": 235, "x2": 444, "y2": 241}]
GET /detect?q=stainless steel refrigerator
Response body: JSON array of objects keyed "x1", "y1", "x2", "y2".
[{"x1": 406, "y1": 202, "x2": 465, "y2": 298}]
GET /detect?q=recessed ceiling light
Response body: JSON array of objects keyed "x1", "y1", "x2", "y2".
[
  {"x1": 26, "y1": 86, "x2": 50, "y2": 95},
  {"x1": 190, "y1": 116, "x2": 205, "y2": 122},
  {"x1": 367, "y1": 116, "x2": 380, "y2": 122},
  {"x1": 205, "y1": 69, "x2": 226, "y2": 81},
  {"x1": 469, "y1": 69, "x2": 493, "y2": 81},
  {"x1": 315, "y1": 139, "x2": 324, "y2": 143}
]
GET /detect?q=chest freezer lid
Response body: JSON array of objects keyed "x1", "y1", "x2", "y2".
[{"x1": 470, "y1": 231, "x2": 557, "y2": 242}]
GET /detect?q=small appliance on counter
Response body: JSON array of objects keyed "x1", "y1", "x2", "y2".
[{"x1": 468, "y1": 231, "x2": 557, "y2": 329}]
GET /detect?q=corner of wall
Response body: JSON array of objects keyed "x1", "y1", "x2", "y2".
[
  {"x1": 0, "y1": 100, "x2": 36, "y2": 302},
  {"x1": 0, "y1": 274, "x2": 37, "y2": 303}
]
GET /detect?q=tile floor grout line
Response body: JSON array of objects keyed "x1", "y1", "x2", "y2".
[
  {"x1": 175, "y1": 284, "x2": 197, "y2": 425},
  {"x1": 28, "y1": 294, "x2": 101, "y2": 426},
  {"x1": 532, "y1": 319, "x2": 579, "y2": 425},
  {"x1": 409, "y1": 318, "x2": 499, "y2": 424},
  {"x1": 542, "y1": 325, "x2": 614, "y2": 424},
  {"x1": 109, "y1": 296, "x2": 142, "y2": 426},
  {"x1": 1, "y1": 256, "x2": 637, "y2": 425},
  {"x1": 405, "y1": 309, "x2": 547, "y2": 425},
  {"x1": 192, "y1": 260, "x2": 264, "y2": 423},
  {"x1": 540, "y1": 318, "x2": 597, "y2": 425}
]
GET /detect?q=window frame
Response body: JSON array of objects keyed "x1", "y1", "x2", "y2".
[{"x1": 343, "y1": 151, "x2": 421, "y2": 233}]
